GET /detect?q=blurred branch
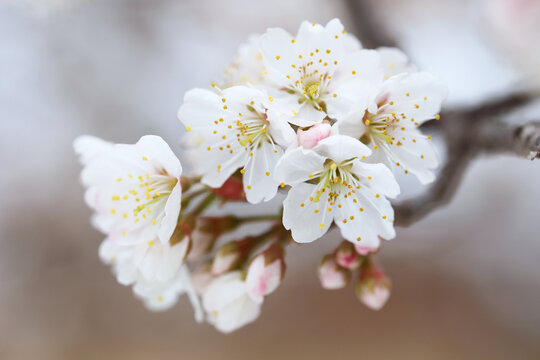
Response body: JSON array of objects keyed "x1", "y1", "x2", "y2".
[
  {"x1": 345, "y1": 0, "x2": 540, "y2": 227},
  {"x1": 395, "y1": 101, "x2": 540, "y2": 227},
  {"x1": 344, "y1": 0, "x2": 397, "y2": 48}
]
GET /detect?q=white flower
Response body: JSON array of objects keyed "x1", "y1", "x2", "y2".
[
  {"x1": 222, "y1": 35, "x2": 269, "y2": 88},
  {"x1": 74, "y1": 135, "x2": 183, "y2": 244},
  {"x1": 259, "y1": 18, "x2": 382, "y2": 126},
  {"x1": 178, "y1": 85, "x2": 295, "y2": 203},
  {"x1": 338, "y1": 72, "x2": 448, "y2": 184},
  {"x1": 202, "y1": 271, "x2": 261, "y2": 333},
  {"x1": 275, "y1": 135, "x2": 399, "y2": 246}
]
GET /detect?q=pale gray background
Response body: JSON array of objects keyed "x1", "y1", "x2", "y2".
[{"x1": 1, "y1": 0, "x2": 539, "y2": 359}]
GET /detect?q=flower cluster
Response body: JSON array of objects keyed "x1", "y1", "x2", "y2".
[{"x1": 75, "y1": 19, "x2": 447, "y2": 333}]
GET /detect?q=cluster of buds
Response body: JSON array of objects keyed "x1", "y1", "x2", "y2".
[
  {"x1": 74, "y1": 18, "x2": 446, "y2": 332},
  {"x1": 318, "y1": 240, "x2": 390, "y2": 310},
  {"x1": 196, "y1": 240, "x2": 286, "y2": 333}
]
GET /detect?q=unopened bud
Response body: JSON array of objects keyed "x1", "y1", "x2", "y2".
[
  {"x1": 318, "y1": 254, "x2": 351, "y2": 290},
  {"x1": 355, "y1": 259, "x2": 391, "y2": 311},
  {"x1": 297, "y1": 122, "x2": 331, "y2": 149},
  {"x1": 188, "y1": 216, "x2": 242, "y2": 260},
  {"x1": 335, "y1": 241, "x2": 362, "y2": 269},
  {"x1": 211, "y1": 237, "x2": 253, "y2": 275},
  {"x1": 245, "y1": 244, "x2": 286, "y2": 303},
  {"x1": 355, "y1": 237, "x2": 381, "y2": 256},
  {"x1": 212, "y1": 176, "x2": 245, "y2": 201}
]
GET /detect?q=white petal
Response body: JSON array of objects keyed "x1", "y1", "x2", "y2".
[
  {"x1": 282, "y1": 183, "x2": 333, "y2": 243},
  {"x1": 379, "y1": 72, "x2": 448, "y2": 126},
  {"x1": 211, "y1": 294, "x2": 261, "y2": 334},
  {"x1": 351, "y1": 161, "x2": 400, "y2": 198},
  {"x1": 243, "y1": 141, "x2": 281, "y2": 203},
  {"x1": 313, "y1": 135, "x2": 372, "y2": 163},
  {"x1": 178, "y1": 88, "x2": 225, "y2": 131},
  {"x1": 202, "y1": 271, "x2": 246, "y2": 312},
  {"x1": 73, "y1": 135, "x2": 112, "y2": 165},
  {"x1": 136, "y1": 135, "x2": 183, "y2": 179},
  {"x1": 377, "y1": 47, "x2": 417, "y2": 77},
  {"x1": 158, "y1": 182, "x2": 182, "y2": 244},
  {"x1": 274, "y1": 147, "x2": 325, "y2": 186}
]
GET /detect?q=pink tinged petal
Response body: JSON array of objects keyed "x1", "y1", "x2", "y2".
[
  {"x1": 313, "y1": 135, "x2": 372, "y2": 163},
  {"x1": 335, "y1": 241, "x2": 361, "y2": 269},
  {"x1": 355, "y1": 237, "x2": 381, "y2": 256},
  {"x1": 282, "y1": 183, "x2": 333, "y2": 243},
  {"x1": 245, "y1": 256, "x2": 283, "y2": 304},
  {"x1": 356, "y1": 261, "x2": 391, "y2": 311},
  {"x1": 297, "y1": 122, "x2": 332, "y2": 149},
  {"x1": 359, "y1": 283, "x2": 391, "y2": 311},
  {"x1": 274, "y1": 147, "x2": 325, "y2": 186},
  {"x1": 318, "y1": 255, "x2": 350, "y2": 290},
  {"x1": 243, "y1": 141, "x2": 281, "y2": 204}
]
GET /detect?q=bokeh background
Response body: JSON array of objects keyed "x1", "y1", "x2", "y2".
[{"x1": 1, "y1": 0, "x2": 539, "y2": 359}]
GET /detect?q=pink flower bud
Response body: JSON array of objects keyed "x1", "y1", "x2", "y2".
[
  {"x1": 318, "y1": 255, "x2": 351, "y2": 290},
  {"x1": 297, "y1": 122, "x2": 331, "y2": 149},
  {"x1": 245, "y1": 244, "x2": 285, "y2": 303},
  {"x1": 355, "y1": 260, "x2": 391, "y2": 311},
  {"x1": 335, "y1": 241, "x2": 361, "y2": 269},
  {"x1": 354, "y1": 237, "x2": 381, "y2": 256}
]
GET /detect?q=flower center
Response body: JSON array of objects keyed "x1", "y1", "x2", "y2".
[
  {"x1": 311, "y1": 160, "x2": 360, "y2": 203},
  {"x1": 237, "y1": 107, "x2": 270, "y2": 148},
  {"x1": 292, "y1": 65, "x2": 332, "y2": 111},
  {"x1": 362, "y1": 107, "x2": 401, "y2": 147},
  {"x1": 110, "y1": 172, "x2": 177, "y2": 229}
]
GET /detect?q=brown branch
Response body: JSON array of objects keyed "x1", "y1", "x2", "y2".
[{"x1": 395, "y1": 116, "x2": 540, "y2": 227}]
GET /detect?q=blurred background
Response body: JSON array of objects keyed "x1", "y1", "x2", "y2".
[{"x1": 1, "y1": 0, "x2": 539, "y2": 359}]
